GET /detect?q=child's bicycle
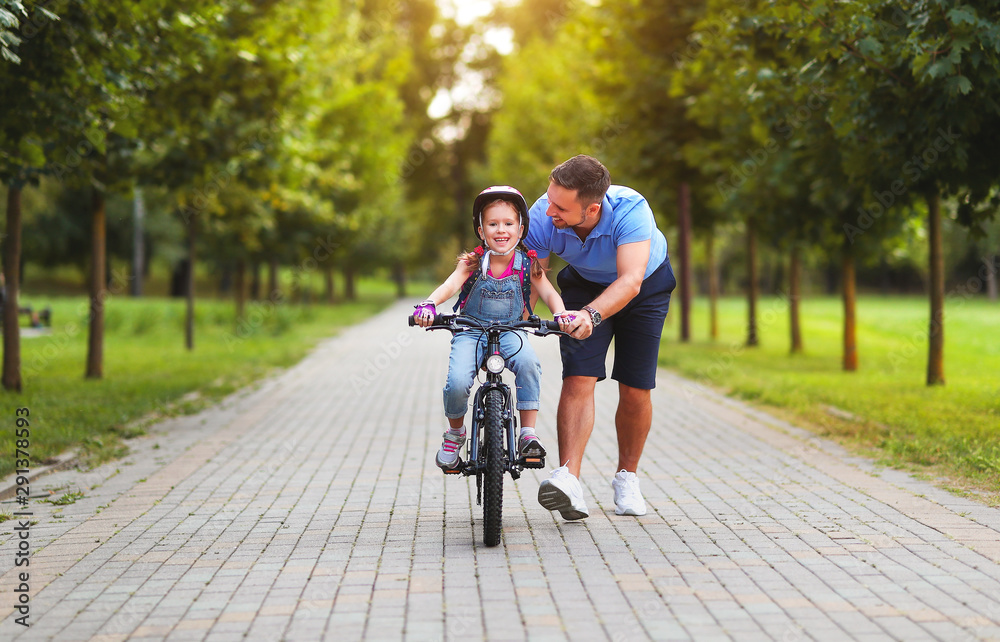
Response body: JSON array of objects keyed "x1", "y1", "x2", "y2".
[{"x1": 408, "y1": 313, "x2": 567, "y2": 546}]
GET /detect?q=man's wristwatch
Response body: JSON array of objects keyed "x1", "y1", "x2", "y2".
[{"x1": 582, "y1": 305, "x2": 602, "y2": 327}]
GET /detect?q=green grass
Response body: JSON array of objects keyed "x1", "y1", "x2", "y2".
[
  {"x1": 659, "y1": 295, "x2": 1000, "y2": 499},
  {"x1": 0, "y1": 283, "x2": 406, "y2": 478},
  {"x1": 45, "y1": 490, "x2": 85, "y2": 505}
]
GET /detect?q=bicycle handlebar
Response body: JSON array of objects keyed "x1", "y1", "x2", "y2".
[{"x1": 408, "y1": 314, "x2": 564, "y2": 334}]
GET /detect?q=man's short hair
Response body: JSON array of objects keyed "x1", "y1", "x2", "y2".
[{"x1": 550, "y1": 155, "x2": 611, "y2": 207}]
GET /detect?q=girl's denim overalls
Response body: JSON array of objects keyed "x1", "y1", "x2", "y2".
[{"x1": 443, "y1": 256, "x2": 542, "y2": 419}]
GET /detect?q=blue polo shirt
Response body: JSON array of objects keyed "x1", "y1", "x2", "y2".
[{"x1": 524, "y1": 185, "x2": 668, "y2": 286}]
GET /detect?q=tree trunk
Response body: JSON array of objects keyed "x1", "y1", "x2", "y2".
[
  {"x1": 3, "y1": 185, "x2": 23, "y2": 391},
  {"x1": 746, "y1": 218, "x2": 759, "y2": 347},
  {"x1": 762, "y1": 256, "x2": 774, "y2": 295},
  {"x1": 879, "y1": 254, "x2": 890, "y2": 296},
  {"x1": 393, "y1": 261, "x2": 406, "y2": 298},
  {"x1": 344, "y1": 264, "x2": 356, "y2": 301},
  {"x1": 300, "y1": 273, "x2": 311, "y2": 305},
  {"x1": 249, "y1": 261, "x2": 261, "y2": 301},
  {"x1": 86, "y1": 188, "x2": 106, "y2": 379},
  {"x1": 324, "y1": 267, "x2": 335, "y2": 304},
  {"x1": 234, "y1": 259, "x2": 246, "y2": 321},
  {"x1": 452, "y1": 160, "x2": 469, "y2": 250},
  {"x1": 926, "y1": 191, "x2": 945, "y2": 385},
  {"x1": 185, "y1": 215, "x2": 196, "y2": 351},
  {"x1": 707, "y1": 234, "x2": 718, "y2": 341},
  {"x1": 170, "y1": 259, "x2": 189, "y2": 297},
  {"x1": 268, "y1": 258, "x2": 279, "y2": 300},
  {"x1": 985, "y1": 254, "x2": 997, "y2": 302},
  {"x1": 678, "y1": 182, "x2": 692, "y2": 342},
  {"x1": 132, "y1": 187, "x2": 145, "y2": 297},
  {"x1": 824, "y1": 259, "x2": 838, "y2": 295},
  {"x1": 218, "y1": 264, "x2": 232, "y2": 297},
  {"x1": 790, "y1": 245, "x2": 803, "y2": 354},
  {"x1": 842, "y1": 253, "x2": 857, "y2": 372}
]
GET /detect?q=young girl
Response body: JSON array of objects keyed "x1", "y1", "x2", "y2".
[{"x1": 414, "y1": 185, "x2": 573, "y2": 470}]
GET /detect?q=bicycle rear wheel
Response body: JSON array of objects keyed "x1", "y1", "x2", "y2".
[{"x1": 482, "y1": 389, "x2": 505, "y2": 547}]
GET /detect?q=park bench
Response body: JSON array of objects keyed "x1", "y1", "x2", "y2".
[{"x1": 0, "y1": 303, "x2": 52, "y2": 328}]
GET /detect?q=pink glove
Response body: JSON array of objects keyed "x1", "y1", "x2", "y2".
[
  {"x1": 414, "y1": 301, "x2": 436, "y2": 319},
  {"x1": 554, "y1": 311, "x2": 575, "y2": 322}
]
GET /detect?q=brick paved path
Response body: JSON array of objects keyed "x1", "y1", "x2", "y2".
[{"x1": 2, "y1": 300, "x2": 1000, "y2": 641}]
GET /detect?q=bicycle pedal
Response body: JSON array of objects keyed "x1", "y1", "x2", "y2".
[{"x1": 520, "y1": 456, "x2": 545, "y2": 469}]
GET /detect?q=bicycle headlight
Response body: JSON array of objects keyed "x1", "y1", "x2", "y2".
[{"x1": 486, "y1": 354, "x2": 505, "y2": 374}]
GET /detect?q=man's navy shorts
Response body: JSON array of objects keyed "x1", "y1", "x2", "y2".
[{"x1": 556, "y1": 257, "x2": 676, "y2": 390}]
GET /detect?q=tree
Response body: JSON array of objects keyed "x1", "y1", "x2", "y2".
[
  {"x1": 0, "y1": 0, "x2": 119, "y2": 388},
  {"x1": 765, "y1": 1, "x2": 1000, "y2": 384},
  {"x1": 593, "y1": 0, "x2": 718, "y2": 342}
]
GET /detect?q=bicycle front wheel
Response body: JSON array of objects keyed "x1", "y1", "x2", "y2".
[{"x1": 482, "y1": 388, "x2": 505, "y2": 547}]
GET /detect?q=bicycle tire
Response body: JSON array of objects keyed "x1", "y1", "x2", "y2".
[{"x1": 482, "y1": 388, "x2": 505, "y2": 547}]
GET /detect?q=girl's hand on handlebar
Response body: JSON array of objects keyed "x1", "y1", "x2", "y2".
[{"x1": 413, "y1": 300, "x2": 436, "y2": 327}]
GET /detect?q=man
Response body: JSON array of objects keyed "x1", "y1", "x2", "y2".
[{"x1": 524, "y1": 155, "x2": 675, "y2": 519}]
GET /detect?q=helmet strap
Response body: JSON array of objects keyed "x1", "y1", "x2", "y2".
[{"x1": 481, "y1": 248, "x2": 516, "y2": 276}]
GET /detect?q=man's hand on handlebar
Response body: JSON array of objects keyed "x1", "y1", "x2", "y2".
[
  {"x1": 560, "y1": 309, "x2": 593, "y2": 339},
  {"x1": 554, "y1": 311, "x2": 577, "y2": 335}
]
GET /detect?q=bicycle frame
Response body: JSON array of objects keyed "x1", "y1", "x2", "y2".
[
  {"x1": 465, "y1": 326, "x2": 531, "y2": 482},
  {"x1": 409, "y1": 314, "x2": 563, "y2": 478}
]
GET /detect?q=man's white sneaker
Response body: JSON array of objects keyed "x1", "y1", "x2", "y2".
[
  {"x1": 612, "y1": 469, "x2": 647, "y2": 516},
  {"x1": 537, "y1": 465, "x2": 589, "y2": 520}
]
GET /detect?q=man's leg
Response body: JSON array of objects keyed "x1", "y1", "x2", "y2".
[
  {"x1": 608, "y1": 258, "x2": 675, "y2": 475},
  {"x1": 557, "y1": 376, "x2": 597, "y2": 478},
  {"x1": 616, "y1": 383, "x2": 652, "y2": 472},
  {"x1": 538, "y1": 374, "x2": 596, "y2": 520},
  {"x1": 540, "y1": 266, "x2": 610, "y2": 519}
]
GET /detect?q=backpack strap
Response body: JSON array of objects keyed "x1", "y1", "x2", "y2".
[
  {"x1": 514, "y1": 250, "x2": 534, "y2": 317},
  {"x1": 452, "y1": 267, "x2": 481, "y2": 312}
]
